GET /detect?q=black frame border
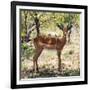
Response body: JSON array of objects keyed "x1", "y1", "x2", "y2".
[{"x1": 11, "y1": 1, "x2": 88, "y2": 89}]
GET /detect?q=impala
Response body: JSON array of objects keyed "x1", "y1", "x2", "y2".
[{"x1": 33, "y1": 23, "x2": 72, "y2": 73}]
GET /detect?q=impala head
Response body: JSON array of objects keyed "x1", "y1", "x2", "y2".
[{"x1": 56, "y1": 23, "x2": 72, "y2": 36}]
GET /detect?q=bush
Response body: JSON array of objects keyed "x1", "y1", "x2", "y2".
[{"x1": 21, "y1": 42, "x2": 35, "y2": 60}]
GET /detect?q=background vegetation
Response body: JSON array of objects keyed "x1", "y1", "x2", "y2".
[{"x1": 20, "y1": 10, "x2": 80, "y2": 79}]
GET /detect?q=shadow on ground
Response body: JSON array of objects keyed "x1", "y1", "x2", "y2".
[{"x1": 21, "y1": 67, "x2": 80, "y2": 79}]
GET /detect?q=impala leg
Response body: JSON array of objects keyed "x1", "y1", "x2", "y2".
[
  {"x1": 57, "y1": 51, "x2": 62, "y2": 72},
  {"x1": 68, "y1": 30, "x2": 71, "y2": 44},
  {"x1": 68, "y1": 33, "x2": 70, "y2": 44},
  {"x1": 33, "y1": 48, "x2": 43, "y2": 73}
]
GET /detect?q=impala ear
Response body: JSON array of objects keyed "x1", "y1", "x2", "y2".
[
  {"x1": 67, "y1": 24, "x2": 72, "y2": 30},
  {"x1": 56, "y1": 23, "x2": 64, "y2": 30}
]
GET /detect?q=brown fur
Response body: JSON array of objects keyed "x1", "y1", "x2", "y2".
[{"x1": 33, "y1": 35, "x2": 66, "y2": 50}]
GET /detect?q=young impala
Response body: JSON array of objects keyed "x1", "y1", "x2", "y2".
[{"x1": 33, "y1": 23, "x2": 72, "y2": 73}]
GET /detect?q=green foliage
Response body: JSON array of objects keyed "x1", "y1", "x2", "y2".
[
  {"x1": 21, "y1": 42, "x2": 35, "y2": 60},
  {"x1": 21, "y1": 31, "x2": 26, "y2": 37},
  {"x1": 20, "y1": 10, "x2": 80, "y2": 35},
  {"x1": 21, "y1": 43, "x2": 28, "y2": 50}
]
